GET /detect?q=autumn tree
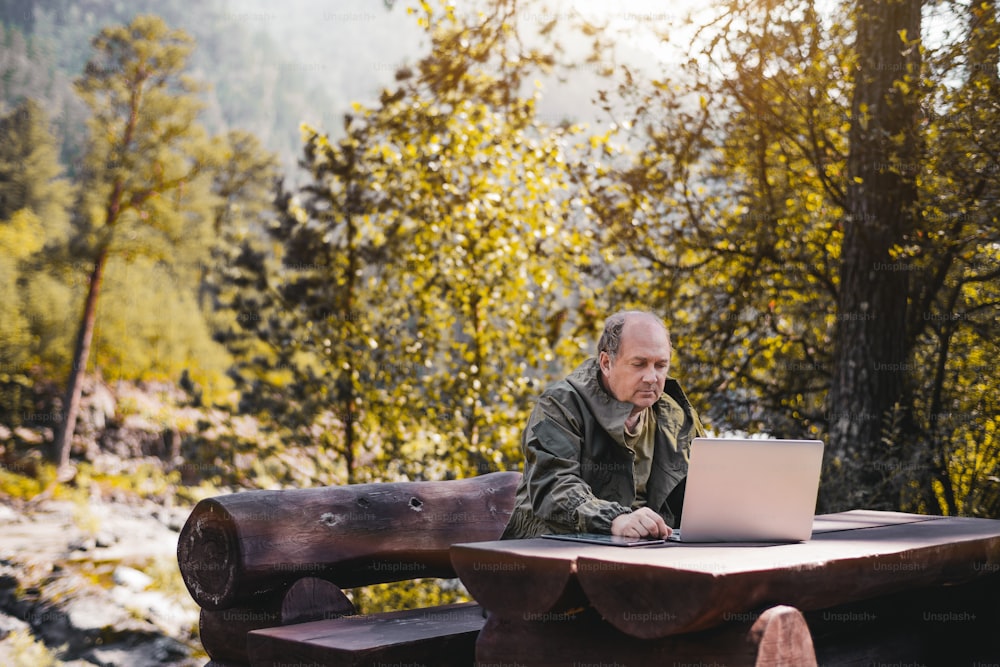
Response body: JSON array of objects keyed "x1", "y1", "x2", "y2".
[
  {"x1": 53, "y1": 15, "x2": 219, "y2": 475},
  {"x1": 583, "y1": 0, "x2": 999, "y2": 515},
  {"x1": 577, "y1": 0, "x2": 852, "y2": 440},
  {"x1": 237, "y1": 0, "x2": 593, "y2": 484},
  {"x1": 384, "y1": 1, "x2": 594, "y2": 478},
  {"x1": 0, "y1": 99, "x2": 72, "y2": 424},
  {"x1": 0, "y1": 97, "x2": 72, "y2": 298},
  {"x1": 901, "y1": 0, "x2": 1000, "y2": 515}
]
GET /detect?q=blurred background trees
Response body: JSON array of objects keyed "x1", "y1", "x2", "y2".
[
  {"x1": 0, "y1": 0, "x2": 997, "y2": 518},
  {"x1": 53, "y1": 15, "x2": 228, "y2": 474}
]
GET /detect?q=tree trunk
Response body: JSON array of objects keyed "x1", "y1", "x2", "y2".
[
  {"x1": 52, "y1": 31, "x2": 143, "y2": 473},
  {"x1": 824, "y1": 0, "x2": 923, "y2": 512},
  {"x1": 52, "y1": 245, "x2": 109, "y2": 475}
]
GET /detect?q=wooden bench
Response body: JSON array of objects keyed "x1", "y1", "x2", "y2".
[
  {"x1": 177, "y1": 471, "x2": 520, "y2": 667},
  {"x1": 246, "y1": 601, "x2": 485, "y2": 667}
]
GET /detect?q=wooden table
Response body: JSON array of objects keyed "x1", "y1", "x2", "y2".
[{"x1": 451, "y1": 510, "x2": 1000, "y2": 666}]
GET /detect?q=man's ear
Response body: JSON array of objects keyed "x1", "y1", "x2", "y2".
[{"x1": 599, "y1": 351, "x2": 611, "y2": 375}]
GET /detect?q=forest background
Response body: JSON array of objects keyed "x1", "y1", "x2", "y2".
[{"x1": 1, "y1": 0, "x2": 999, "y2": 647}]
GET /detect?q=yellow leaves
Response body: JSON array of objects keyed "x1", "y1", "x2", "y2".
[
  {"x1": 0, "y1": 209, "x2": 44, "y2": 259},
  {"x1": 288, "y1": 201, "x2": 308, "y2": 224},
  {"x1": 803, "y1": 192, "x2": 824, "y2": 213},
  {"x1": 856, "y1": 103, "x2": 870, "y2": 131}
]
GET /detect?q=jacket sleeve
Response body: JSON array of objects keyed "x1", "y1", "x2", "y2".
[{"x1": 521, "y1": 394, "x2": 632, "y2": 533}]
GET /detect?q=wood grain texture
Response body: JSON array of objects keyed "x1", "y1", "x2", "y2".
[
  {"x1": 452, "y1": 511, "x2": 1000, "y2": 639},
  {"x1": 199, "y1": 577, "x2": 355, "y2": 664},
  {"x1": 178, "y1": 471, "x2": 520, "y2": 609},
  {"x1": 246, "y1": 602, "x2": 485, "y2": 667}
]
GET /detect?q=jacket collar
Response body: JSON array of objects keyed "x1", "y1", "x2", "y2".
[
  {"x1": 565, "y1": 358, "x2": 639, "y2": 446},
  {"x1": 565, "y1": 357, "x2": 695, "y2": 447}
]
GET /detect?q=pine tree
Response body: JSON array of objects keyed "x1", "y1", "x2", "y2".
[{"x1": 53, "y1": 16, "x2": 218, "y2": 475}]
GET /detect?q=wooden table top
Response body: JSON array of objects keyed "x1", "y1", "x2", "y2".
[{"x1": 450, "y1": 510, "x2": 1000, "y2": 638}]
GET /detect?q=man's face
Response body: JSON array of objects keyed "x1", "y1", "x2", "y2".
[{"x1": 599, "y1": 317, "x2": 671, "y2": 411}]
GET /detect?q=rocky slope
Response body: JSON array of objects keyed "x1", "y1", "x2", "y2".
[{"x1": 0, "y1": 492, "x2": 203, "y2": 666}]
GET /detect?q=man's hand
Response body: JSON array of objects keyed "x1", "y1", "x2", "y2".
[{"x1": 610, "y1": 507, "x2": 671, "y2": 539}]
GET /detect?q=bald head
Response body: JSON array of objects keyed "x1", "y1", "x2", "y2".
[{"x1": 597, "y1": 310, "x2": 671, "y2": 362}]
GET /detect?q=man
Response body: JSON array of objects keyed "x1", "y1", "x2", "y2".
[{"x1": 501, "y1": 310, "x2": 705, "y2": 539}]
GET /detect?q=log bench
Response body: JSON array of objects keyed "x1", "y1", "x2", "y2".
[{"x1": 177, "y1": 471, "x2": 520, "y2": 667}]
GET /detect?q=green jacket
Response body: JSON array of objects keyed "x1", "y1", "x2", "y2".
[{"x1": 501, "y1": 357, "x2": 706, "y2": 539}]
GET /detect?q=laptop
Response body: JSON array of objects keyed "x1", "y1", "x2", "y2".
[{"x1": 668, "y1": 437, "x2": 824, "y2": 543}]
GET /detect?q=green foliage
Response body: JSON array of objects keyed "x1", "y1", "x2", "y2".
[
  {"x1": 72, "y1": 15, "x2": 216, "y2": 259},
  {"x1": 200, "y1": 130, "x2": 281, "y2": 387},
  {"x1": 0, "y1": 99, "x2": 73, "y2": 422},
  {"x1": 0, "y1": 97, "x2": 72, "y2": 229},
  {"x1": 0, "y1": 459, "x2": 58, "y2": 499},
  {"x1": 0, "y1": 0, "x2": 996, "y2": 526},
  {"x1": 89, "y1": 256, "x2": 234, "y2": 400},
  {"x1": 234, "y1": 0, "x2": 594, "y2": 484},
  {"x1": 577, "y1": 0, "x2": 852, "y2": 440},
  {"x1": 586, "y1": 0, "x2": 1000, "y2": 515},
  {"x1": 349, "y1": 579, "x2": 470, "y2": 615}
]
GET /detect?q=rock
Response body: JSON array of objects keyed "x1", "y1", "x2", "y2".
[
  {"x1": 110, "y1": 587, "x2": 199, "y2": 639},
  {"x1": 0, "y1": 504, "x2": 19, "y2": 523},
  {"x1": 95, "y1": 530, "x2": 118, "y2": 549},
  {"x1": 153, "y1": 507, "x2": 189, "y2": 532},
  {"x1": 113, "y1": 565, "x2": 153, "y2": 591},
  {"x1": 12, "y1": 426, "x2": 43, "y2": 445},
  {"x1": 0, "y1": 611, "x2": 29, "y2": 640},
  {"x1": 68, "y1": 535, "x2": 97, "y2": 552},
  {"x1": 0, "y1": 492, "x2": 201, "y2": 666},
  {"x1": 30, "y1": 589, "x2": 159, "y2": 655},
  {"x1": 81, "y1": 635, "x2": 192, "y2": 667},
  {"x1": 84, "y1": 379, "x2": 117, "y2": 432}
]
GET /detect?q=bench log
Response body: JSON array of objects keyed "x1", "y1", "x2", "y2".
[
  {"x1": 199, "y1": 577, "x2": 355, "y2": 664},
  {"x1": 177, "y1": 471, "x2": 520, "y2": 609}
]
